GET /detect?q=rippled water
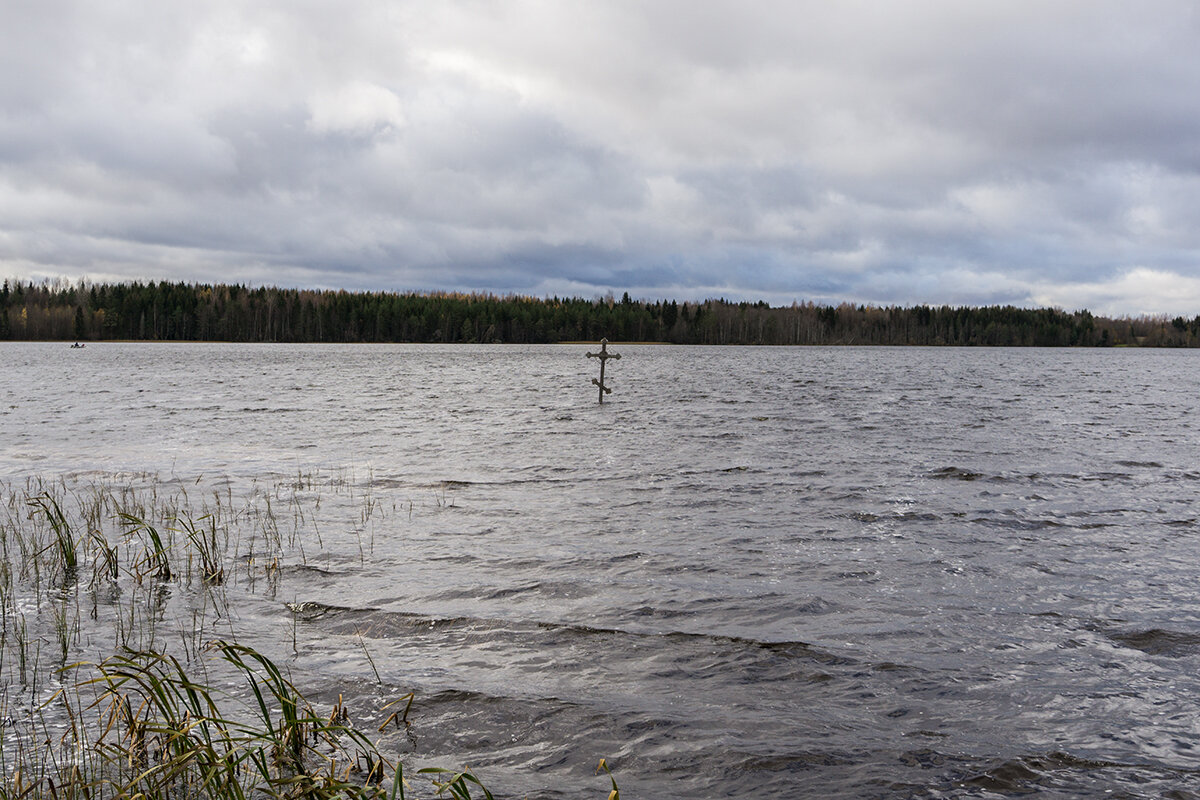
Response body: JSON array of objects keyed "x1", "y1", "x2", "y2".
[{"x1": 4, "y1": 342, "x2": 1200, "y2": 797}]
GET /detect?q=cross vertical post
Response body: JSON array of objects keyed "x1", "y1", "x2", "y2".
[{"x1": 586, "y1": 338, "x2": 621, "y2": 403}]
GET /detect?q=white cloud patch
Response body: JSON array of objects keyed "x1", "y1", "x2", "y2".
[
  {"x1": 307, "y1": 82, "x2": 405, "y2": 136},
  {"x1": 1033, "y1": 268, "x2": 1200, "y2": 318}
]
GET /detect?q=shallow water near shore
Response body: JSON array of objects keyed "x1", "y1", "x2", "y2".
[{"x1": 4, "y1": 342, "x2": 1200, "y2": 798}]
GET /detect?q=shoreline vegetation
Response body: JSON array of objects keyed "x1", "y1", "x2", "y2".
[
  {"x1": 3, "y1": 278, "x2": 1199, "y2": 347},
  {"x1": 0, "y1": 474, "x2": 619, "y2": 799}
]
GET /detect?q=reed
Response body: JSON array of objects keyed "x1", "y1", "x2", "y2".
[
  {"x1": 173, "y1": 514, "x2": 225, "y2": 585},
  {"x1": 416, "y1": 767, "x2": 495, "y2": 800},
  {"x1": 0, "y1": 476, "x2": 622, "y2": 800},
  {"x1": 2, "y1": 638, "x2": 616, "y2": 800},
  {"x1": 87, "y1": 525, "x2": 119, "y2": 587},
  {"x1": 76, "y1": 641, "x2": 399, "y2": 799},
  {"x1": 50, "y1": 595, "x2": 78, "y2": 664},
  {"x1": 118, "y1": 513, "x2": 173, "y2": 582},
  {"x1": 598, "y1": 758, "x2": 621, "y2": 800},
  {"x1": 28, "y1": 494, "x2": 77, "y2": 584}
]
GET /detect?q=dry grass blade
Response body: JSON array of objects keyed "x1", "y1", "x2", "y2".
[
  {"x1": 597, "y1": 758, "x2": 621, "y2": 800},
  {"x1": 68, "y1": 643, "x2": 403, "y2": 800},
  {"x1": 378, "y1": 692, "x2": 415, "y2": 732}
]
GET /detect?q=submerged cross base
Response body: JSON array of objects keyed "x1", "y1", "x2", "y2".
[{"x1": 586, "y1": 338, "x2": 621, "y2": 403}]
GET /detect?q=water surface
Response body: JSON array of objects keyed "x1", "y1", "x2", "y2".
[{"x1": 3, "y1": 342, "x2": 1200, "y2": 798}]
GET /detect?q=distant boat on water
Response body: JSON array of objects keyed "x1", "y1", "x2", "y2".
[{"x1": 70, "y1": 342, "x2": 85, "y2": 348}]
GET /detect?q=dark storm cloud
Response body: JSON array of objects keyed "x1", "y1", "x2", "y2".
[{"x1": 3, "y1": 1, "x2": 1200, "y2": 314}]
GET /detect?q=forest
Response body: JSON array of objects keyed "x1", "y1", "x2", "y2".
[{"x1": 3, "y1": 278, "x2": 1200, "y2": 347}]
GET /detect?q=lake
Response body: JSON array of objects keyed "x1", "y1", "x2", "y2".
[{"x1": 3, "y1": 342, "x2": 1200, "y2": 797}]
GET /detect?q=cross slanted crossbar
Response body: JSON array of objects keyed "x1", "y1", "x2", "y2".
[{"x1": 586, "y1": 338, "x2": 621, "y2": 403}]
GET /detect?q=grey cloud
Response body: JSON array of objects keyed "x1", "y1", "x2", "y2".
[{"x1": 3, "y1": 1, "x2": 1200, "y2": 313}]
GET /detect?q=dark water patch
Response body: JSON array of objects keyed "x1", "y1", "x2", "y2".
[
  {"x1": 928, "y1": 466, "x2": 985, "y2": 481},
  {"x1": 485, "y1": 556, "x2": 553, "y2": 570},
  {"x1": 1115, "y1": 460, "x2": 1164, "y2": 468},
  {"x1": 1071, "y1": 521, "x2": 1118, "y2": 530},
  {"x1": 1081, "y1": 471, "x2": 1135, "y2": 482},
  {"x1": 893, "y1": 511, "x2": 941, "y2": 522},
  {"x1": 285, "y1": 600, "x2": 376, "y2": 621},
  {"x1": 434, "y1": 582, "x2": 595, "y2": 602},
  {"x1": 424, "y1": 552, "x2": 479, "y2": 565},
  {"x1": 299, "y1": 607, "x2": 859, "y2": 671},
  {"x1": 627, "y1": 605, "x2": 690, "y2": 621},
  {"x1": 351, "y1": 684, "x2": 618, "y2": 782},
  {"x1": 434, "y1": 479, "x2": 473, "y2": 488},
  {"x1": 837, "y1": 569, "x2": 881, "y2": 580},
  {"x1": 976, "y1": 508, "x2": 1127, "y2": 531},
  {"x1": 1109, "y1": 628, "x2": 1200, "y2": 658},
  {"x1": 659, "y1": 560, "x2": 724, "y2": 575},
  {"x1": 903, "y1": 729, "x2": 950, "y2": 739},
  {"x1": 280, "y1": 564, "x2": 342, "y2": 578},
  {"x1": 957, "y1": 751, "x2": 1200, "y2": 796},
  {"x1": 731, "y1": 748, "x2": 858, "y2": 773},
  {"x1": 417, "y1": 473, "x2": 631, "y2": 490},
  {"x1": 961, "y1": 756, "x2": 1049, "y2": 792},
  {"x1": 972, "y1": 516, "x2": 1075, "y2": 531},
  {"x1": 845, "y1": 508, "x2": 943, "y2": 525},
  {"x1": 794, "y1": 596, "x2": 841, "y2": 614},
  {"x1": 360, "y1": 477, "x2": 411, "y2": 489},
  {"x1": 788, "y1": 468, "x2": 828, "y2": 478}
]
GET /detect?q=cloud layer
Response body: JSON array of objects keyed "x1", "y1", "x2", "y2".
[{"x1": 3, "y1": 1, "x2": 1200, "y2": 314}]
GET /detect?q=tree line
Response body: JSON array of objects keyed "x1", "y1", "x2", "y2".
[{"x1": 3, "y1": 278, "x2": 1199, "y2": 347}]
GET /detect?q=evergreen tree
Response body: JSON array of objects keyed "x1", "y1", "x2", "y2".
[{"x1": 0, "y1": 277, "x2": 1194, "y2": 347}]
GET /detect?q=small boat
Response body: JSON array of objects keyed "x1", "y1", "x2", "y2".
[{"x1": 70, "y1": 342, "x2": 86, "y2": 349}]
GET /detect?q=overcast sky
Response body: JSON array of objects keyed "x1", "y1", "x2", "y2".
[{"x1": 3, "y1": 2, "x2": 1199, "y2": 314}]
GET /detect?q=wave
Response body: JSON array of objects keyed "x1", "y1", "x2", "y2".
[
  {"x1": 284, "y1": 600, "x2": 376, "y2": 620},
  {"x1": 286, "y1": 604, "x2": 861, "y2": 669},
  {"x1": 429, "y1": 581, "x2": 594, "y2": 602},
  {"x1": 281, "y1": 564, "x2": 342, "y2": 577},
  {"x1": 928, "y1": 466, "x2": 985, "y2": 481},
  {"x1": 1108, "y1": 628, "x2": 1200, "y2": 658},
  {"x1": 960, "y1": 750, "x2": 1200, "y2": 794}
]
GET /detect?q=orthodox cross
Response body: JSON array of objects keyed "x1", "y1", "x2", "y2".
[{"x1": 586, "y1": 338, "x2": 621, "y2": 403}]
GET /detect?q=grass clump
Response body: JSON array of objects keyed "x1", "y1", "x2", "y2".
[
  {"x1": 28, "y1": 494, "x2": 78, "y2": 585},
  {"x1": 0, "y1": 476, "x2": 622, "y2": 800},
  {"x1": 6, "y1": 641, "x2": 620, "y2": 799},
  {"x1": 76, "y1": 640, "x2": 402, "y2": 799}
]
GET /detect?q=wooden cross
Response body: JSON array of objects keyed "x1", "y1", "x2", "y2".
[{"x1": 586, "y1": 338, "x2": 621, "y2": 403}]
